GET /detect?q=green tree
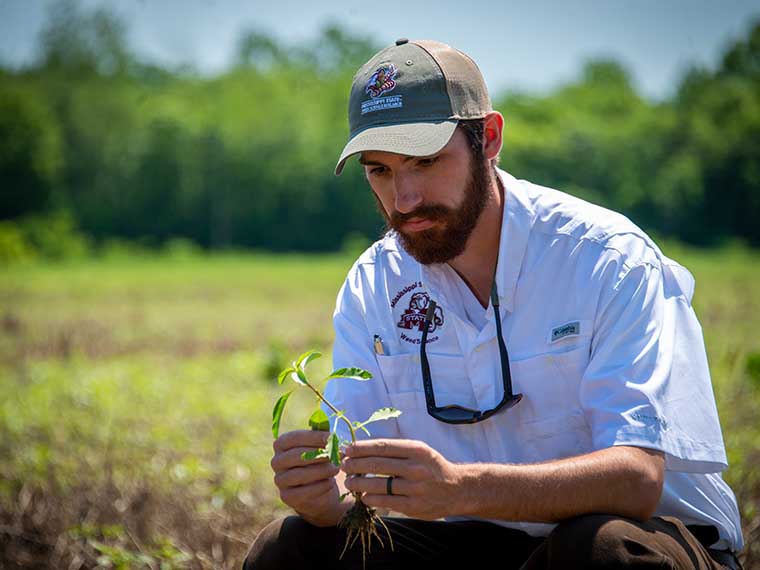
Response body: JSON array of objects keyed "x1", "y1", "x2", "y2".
[
  {"x1": 0, "y1": 87, "x2": 62, "y2": 219},
  {"x1": 39, "y1": 0, "x2": 133, "y2": 76}
]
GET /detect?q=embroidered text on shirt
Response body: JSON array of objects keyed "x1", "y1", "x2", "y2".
[{"x1": 551, "y1": 321, "x2": 581, "y2": 342}]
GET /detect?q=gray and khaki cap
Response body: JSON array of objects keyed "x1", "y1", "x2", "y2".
[{"x1": 334, "y1": 38, "x2": 492, "y2": 175}]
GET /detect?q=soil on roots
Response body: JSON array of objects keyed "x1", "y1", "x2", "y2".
[{"x1": 337, "y1": 497, "x2": 393, "y2": 570}]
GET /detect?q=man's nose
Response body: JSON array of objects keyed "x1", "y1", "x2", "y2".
[{"x1": 393, "y1": 172, "x2": 423, "y2": 214}]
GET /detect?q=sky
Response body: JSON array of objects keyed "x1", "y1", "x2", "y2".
[{"x1": 1, "y1": 0, "x2": 758, "y2": 102}]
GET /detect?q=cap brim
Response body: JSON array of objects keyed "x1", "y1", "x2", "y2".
[{"x1": 334, "y1": 120, "x2": 458, "y2": 176}]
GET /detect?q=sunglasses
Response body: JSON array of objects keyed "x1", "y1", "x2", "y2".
[{"x1": 420, "y1": 282, "x2": 523, "y2": 424}]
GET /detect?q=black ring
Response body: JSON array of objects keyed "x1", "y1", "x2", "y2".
[{"x1": 386, "y1": 476, "x2": 394, "y2": 496}]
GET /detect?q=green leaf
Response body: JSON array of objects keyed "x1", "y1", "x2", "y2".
[
  {"x1": 301, "y1": 448, "x2": 329, "y2": 461},
  {"x1": 295, "y1": 367, "x2": 309, "y2": 386},
  {"x1": 360, "y1": 407, "x2": 402, "y2": 426},
  {"x1": 277, "y1": 367, "x2": 295, "y2": 385},
  {"x1": 308, "y1": 408, "x2": 330, "y2": 431},
  {"x1": 326, "y1": 367, "x2": 373, "y2": 382},
  {"x1": 351, "y1": 420, "x2": 371, "y2": 437},
  {"x1": 297, "y1": 350, "x2": 322, "y2": 371},
  {"x1": 338, "y1": 491, "x2": 351, "y2": 502},
  {"x1": 280, "y1": 365, "x2": 306, "y2": 387},
  {"x1": 325, "y1": 432, "x2": 341, "y2": 467},
  {"x1": 272, "y1": 390, "x2": 293, "y2": 438}
]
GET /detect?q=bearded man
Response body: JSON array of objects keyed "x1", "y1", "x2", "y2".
[{"x1": 244, "y1": 39, "x2": 744, "y2": 569}]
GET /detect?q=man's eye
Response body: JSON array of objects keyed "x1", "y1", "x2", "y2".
[
  {"x1": 418, "y1": 157, "x2": 438, "y2": 167},
  {"x1": 369, "y1": 167, "x2": 387, "y2": 176}
]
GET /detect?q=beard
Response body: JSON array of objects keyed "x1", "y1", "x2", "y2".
[{"x1": 375, "y1": 156, "x2": 493, "y2": 265}]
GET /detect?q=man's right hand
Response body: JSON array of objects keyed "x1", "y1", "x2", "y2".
[{"x1": 271, "y1": 429, "x2": 353, "y2": 527}]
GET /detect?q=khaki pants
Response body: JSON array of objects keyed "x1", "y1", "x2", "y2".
[{"x1": 242, "y1": 514, "x2": 743, "y2": 570}]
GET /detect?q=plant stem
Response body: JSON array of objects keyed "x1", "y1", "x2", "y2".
[
  {"x1": 304, "y1": 382, "x2": 357, "y2": 443},
  {"x1": 304, "y1": 380, "x2": 364, "y2": 502}
]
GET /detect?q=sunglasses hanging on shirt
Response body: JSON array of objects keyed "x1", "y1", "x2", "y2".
[{"x1": 420, "y1": 281, "x2": 523, "y2": 424}]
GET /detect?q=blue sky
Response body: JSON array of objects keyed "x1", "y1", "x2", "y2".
[{"x1": 1, "y1": 0, "x2": 758, "y2": 101}]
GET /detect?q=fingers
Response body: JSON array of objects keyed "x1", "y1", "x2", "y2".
[
  {"x1": 344, "y1": 473, "x2": 413, "y2": 497},
  {"x1": 270, "y1": 430, "x2": 346, "y2": 515},
  {"x1": 271, "y1": 430, "x2": 342, "y2": 492},
  {"x1": 274, "y1": 429, "x2": 331, "y2": 453},
  {"x1": 274, "y1": 461, "x2": 340, "y2": 490},
  {"x1": 344, "y1": 439, "x2": 424, "y2": 459},
  {"x1": 279, "y1": 478, "x2": 336, "y2": 509},
  {"x1": 271, "y1": 446, "x2": 334, "y2": 471},
  {"x1": 341, "y1": 456, "x2": 422, "y2": 480},
  {"x1": 358, "y1": 493, "x2": 412, "y2": 514}
]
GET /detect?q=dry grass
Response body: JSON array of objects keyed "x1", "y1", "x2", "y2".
[{"x1": 1, "y1": 246, "x2": 759, "y2": 568}]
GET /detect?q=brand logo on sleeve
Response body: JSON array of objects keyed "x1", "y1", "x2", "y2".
[
  {"x1": 550, "y1": 321, "x2": 580, "y2": 343},
  {"x1": 631, "y1": 411, "x2": 669, "y2": 431}
]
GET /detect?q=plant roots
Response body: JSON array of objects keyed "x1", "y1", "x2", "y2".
[{"x1": 337, "y1": 496, "x2": 393, "y2": 570}]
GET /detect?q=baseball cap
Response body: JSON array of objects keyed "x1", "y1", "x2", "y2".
[{"x1": 334, "y1": 38, "x2": 492, "y2": 176}]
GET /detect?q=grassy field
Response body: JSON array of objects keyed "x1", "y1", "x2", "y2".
[{"x1": 1, "y1": 246, "x2": 759, "y2": 569}]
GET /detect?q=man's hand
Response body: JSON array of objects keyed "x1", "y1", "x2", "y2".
[
  {"x1": 271, "y1": 430, "x2": 353, "y2": 527},
  {"x1": 341, "y1": 438, "x2": 463, "y2": 520},
  {"x1": 342, "y1": 440, "x2": 665, "y2": 524}
]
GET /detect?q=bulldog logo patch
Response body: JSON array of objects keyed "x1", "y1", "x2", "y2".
[
  {"x1": 397, "y1": 292, "x2": 444, "y2": 333},
  {"x1": 390, "y1": 284, "x2": 443, "y2": 345}
]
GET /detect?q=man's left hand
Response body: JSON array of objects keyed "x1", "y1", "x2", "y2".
[{"x1": 341, "y1": 438, "x2": 462, "y2": 520}]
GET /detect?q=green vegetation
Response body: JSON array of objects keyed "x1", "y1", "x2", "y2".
[
  {"x1": 1, "y1": 2, "x2": 759, "y2": 254},
  {"x1": 1, "y1": 248, "x2": 759, "y2": 568},
  {"x1": 0, "y1": 252, "x2": 352, "y2": 568}
]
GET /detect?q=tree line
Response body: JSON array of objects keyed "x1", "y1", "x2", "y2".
[{"x1": 1, "y1": 1, "x2": 758, "y2": 256}]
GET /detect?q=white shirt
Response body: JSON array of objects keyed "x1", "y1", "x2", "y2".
[{"x1": 322, "y1": 167, "x2": 743, "y2": 552}]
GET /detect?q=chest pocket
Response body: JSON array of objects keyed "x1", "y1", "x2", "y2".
[
  {"x1": 511, "y1": 343, "x2": 594, "y2": 462},
  {"x1": 376, "y1": 352, "x2": 481, "y2": 463}
]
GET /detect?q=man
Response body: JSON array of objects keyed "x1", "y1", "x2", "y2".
[{"x1": 244, "y1": 39, "x2": 744, "y2": 569}]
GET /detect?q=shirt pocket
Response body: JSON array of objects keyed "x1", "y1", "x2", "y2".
[
  {"x1": 512, "y1": 343, "x2": 593, "y2": 462},
  {"x1": 376, "y1": 352, "x2": 480, "y2": 463}
]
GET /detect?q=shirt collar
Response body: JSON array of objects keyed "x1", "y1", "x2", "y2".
[
  {"x1": 417, "y1": 167, "x2": 535, "y2": 313},
  {"x1": 493, "y1": 167, "x2": 535, "y2": 313}
]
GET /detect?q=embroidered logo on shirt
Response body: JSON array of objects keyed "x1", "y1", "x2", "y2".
[
  {"x1": 550, "y1": 321, "x2": 581, "y2": 342},
  {"x1": 391, "y1": 284, "x2": 442, "y2": 345},
  {"x1": 390, "y1": 281, "x2": 422, "y2": 309},
  {"x1": 631, "y1": 411, "x2": 669, "y2": 431},
  {"x1": 397, "y1": 292, "x2": 444, "y2": 333}
]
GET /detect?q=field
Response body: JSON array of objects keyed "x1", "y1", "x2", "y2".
[{"x1": 1, "y1": 246, "x2": 759, "y2": 569}]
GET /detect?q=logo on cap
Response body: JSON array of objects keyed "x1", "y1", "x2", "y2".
[{"x1": 365, "y1": 64, "x2": 398, "y2": 98}]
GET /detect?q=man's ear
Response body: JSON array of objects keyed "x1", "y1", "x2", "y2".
[{"x1": 482, "y1": 111, "x2": 504, "y2": 161}]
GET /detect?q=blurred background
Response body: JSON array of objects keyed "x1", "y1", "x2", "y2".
[{"x1": 1, "y1": 0, "x2": 759, "y2": 568}]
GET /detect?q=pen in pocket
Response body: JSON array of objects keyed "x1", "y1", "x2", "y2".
[{"x1": 373, "y1": 334, "x2": 386, "y2": 355}]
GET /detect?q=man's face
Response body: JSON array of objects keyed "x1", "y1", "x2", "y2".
[{"x1": 360, "y1": 127, "x2": 491, "y2": 265}]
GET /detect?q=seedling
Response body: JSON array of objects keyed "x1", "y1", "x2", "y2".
[{"x1": 272, "y1": 350, "x2": 402, "y2": 569}]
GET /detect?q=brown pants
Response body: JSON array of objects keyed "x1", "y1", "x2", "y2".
[{"x1": 242, "y1": 513, "x2": 743, "y2": 570}]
